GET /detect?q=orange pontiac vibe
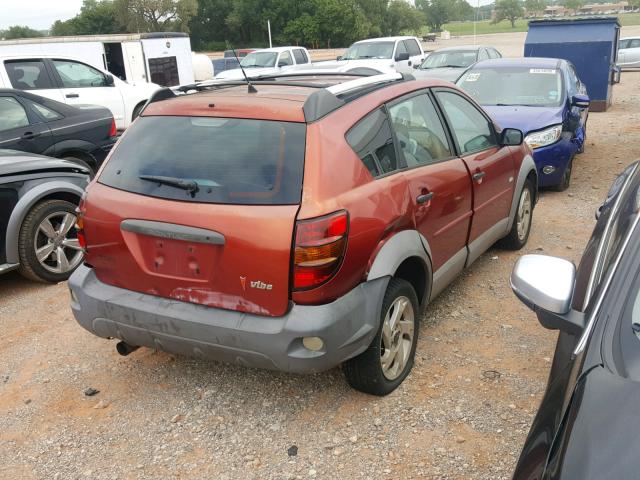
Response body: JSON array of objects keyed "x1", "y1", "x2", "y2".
[{"x1": 69, "y1": 72, "x2": 537, "y2": 395}]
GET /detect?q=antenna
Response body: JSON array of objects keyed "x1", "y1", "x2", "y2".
[{"x1": 229, "y1": 45, "x2": 257, "y2": 93}]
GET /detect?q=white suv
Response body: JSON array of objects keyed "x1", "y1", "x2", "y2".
[{"x1": 0, "y1": 55, "x2": 160, "y2": 130}]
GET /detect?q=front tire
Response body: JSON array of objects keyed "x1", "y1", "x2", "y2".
[
  {"x1": 499, "y1": 178, "x2": 534, "y2": 250},
  {"x1": 17, "y1": 200, "x2": 84, "y2": 283},
  {"x1": 554, "y1": 158, "x2": 573, "y2": 192},
  {"x1": 343, "y1": 278, "x2": 419, "y2": 396}
]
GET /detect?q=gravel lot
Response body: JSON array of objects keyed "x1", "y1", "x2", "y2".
[{"x1": 2, "y1": 30, "x2": 640, "y2": 480}]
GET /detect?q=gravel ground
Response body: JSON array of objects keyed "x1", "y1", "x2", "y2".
[{"x1": 2, "y1": 36, "x2": 640, "y2": 480}]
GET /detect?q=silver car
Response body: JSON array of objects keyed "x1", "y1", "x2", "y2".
[
  {"x1": 618, "y1": 37, "x2": 640, "y2": 69},
  {"x1": 412, "y1": 45, "x2": 502, "y2": 83}
]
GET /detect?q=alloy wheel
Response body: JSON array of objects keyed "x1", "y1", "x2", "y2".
[
  {"x1": 516, "y1": 188, "x2": 532, "y2": 241},
  {"x1": 380, "y1": 295, "x2": 415, "y2": 380},
  {"x1": 34, "y1": 211, "x2": 83, "y2": 274}
]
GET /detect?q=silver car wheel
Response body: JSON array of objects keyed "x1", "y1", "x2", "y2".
[
  {"x1": 516, "y1": 188, "x2": 532, "y2": 242},
  {"x1": 34, "y1": 212, "x2": 83, "y2": 274},
  {"x1": 380, "y1": 295, "x2": 415, "y2": 381}
]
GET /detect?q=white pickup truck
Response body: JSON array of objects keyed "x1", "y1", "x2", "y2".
[
  {"x1": 214, "y1": 46, "x2": 312, "y2": 80},
  {"x1": 317, "y1": 36, "x2": 426, "y2": 74},
  {"x1": 0, "y1": 55, "x2": 160, "y2": 130}
]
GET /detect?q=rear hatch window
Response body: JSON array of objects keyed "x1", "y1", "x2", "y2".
[{"x1": 99, "y1": 116, "x2": 306, "y2": 205}]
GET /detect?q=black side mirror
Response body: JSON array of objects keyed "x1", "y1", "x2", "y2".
[
  {"x1": 395, "y1": 52, "x2": 410, "y2": 62},
  {"x1": 336, "y1": 56, "x2": 342, "y2": 61},
  {"x1": 104, "y1": 74, "x2": 115, "y2": 86},
  {"x1": 278, "y1": 62, "x2": 287, "y2": 68},
  {"x1": 571, "y1": 94, "x2": 590, "y2": 108},
  {"x1": 500, "y1": 128, "x2": 524, "y2": 146}
]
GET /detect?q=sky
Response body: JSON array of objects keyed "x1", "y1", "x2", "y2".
[
  {"x1": 1, "y1": 0, "x2": 497, "y2": 32},
  {"x1": 0, "y1": 0, "x2": 84, "y2": 30}
]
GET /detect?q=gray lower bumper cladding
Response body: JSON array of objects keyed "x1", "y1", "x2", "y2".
[{"x1": 69, "y1": 265, "x2": 388, "y2": 373}]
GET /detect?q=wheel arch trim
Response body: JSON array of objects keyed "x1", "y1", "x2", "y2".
[
  {"x1": 5, "y1": 181, "x2": 85, "y2": 265},
  {"x1": 367, "y1": 230, "x2": 433, "y2": 307},
  {"x1": 507, "y1": 153, "x2": 538, "y2": 232}
]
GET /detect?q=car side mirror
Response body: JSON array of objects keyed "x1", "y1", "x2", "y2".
[
  {"x1": 278, "y1": 62, "x2": 287, "y2": 68},
  {"x1": 104, "y1": 74, "x2": 115, "y2": 86},
  {"x1": 500, "y1": 128, "x2": 524, "y2": 146},
  {"x1": 511, "y1": 255, "x2": 585, "y2": 335},
  {"x1": 336, "y1": 56, "x2": 342, "y2": 61},
  {"x1": 395, "y1": 52, "x2": 410, "y2": 62},
  {"x1": 571, "y1": 94, "x2": 590, "y2": 108}
]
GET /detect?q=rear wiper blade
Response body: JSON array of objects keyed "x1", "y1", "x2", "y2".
[{"x1": 139, "y1": 175, "x2": 200, "y2": 197}]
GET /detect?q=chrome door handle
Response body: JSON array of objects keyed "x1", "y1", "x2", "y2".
[
  {"x1": 473, "y1": 171, "x2": 486, "y2": 183},
  {"x1": 416, "y1": 192, "x2": 434, "y2": 204}
]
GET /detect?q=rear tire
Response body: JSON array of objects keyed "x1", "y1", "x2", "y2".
[
  {"x1": 17, "y1": 200, "x2": 84, "y2": 283},
  {"x1": 499, "y1": 178, "x2": 534, "y2": 250},
  {"x1": 343, "y1": 278, "x2": 419, "y2": 396}
]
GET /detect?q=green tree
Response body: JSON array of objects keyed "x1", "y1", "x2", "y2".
[
  {"x1": 114, "y1": 0, "x2": 198, "y2": 33},
  {"x1": 51, "y1": 0, "x2": 125, "y2": 36},
  {"x1": 416, "y1": 0, "x2": 451, "y2": 33},
  {"x1": 384, "y1": 1, "x2": 423, "y2": 36},
  {"x1": 493, "y1": 0, "x2": 524, "y2": 28},
  {"x1": 1, "y1": 25, "x2": 43, "y2": 39},
  {"x1": 189, "y1": 0, "x2": 234, "y2": 49},
  {"x1": 450, "y1": 0, "x2": 474, "y2": 22},
  {"x1": 524, "y1": 0, "x2": 546, "y2": 17},
  {"x1": 563, "y1": 0, "x2": 584, "y2": 11}
]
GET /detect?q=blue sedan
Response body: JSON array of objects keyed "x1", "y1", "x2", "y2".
[{"x1": 457, "y1": 57, "x2": 589, "y2": 190}]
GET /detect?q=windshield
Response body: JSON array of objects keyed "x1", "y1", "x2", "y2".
[
  {"x1": 240, "y1": 52, "x2": 278, "y2": 68},
  {"x1": 343, "y1": 41, "x2": 395, "y2": 60},
  {"x1": 99, "y1": 116, "x2": 306, "y2": 205},
  {"x1": 458, "y1": 67, "x2": 564, "y2": 107},
  {"x1": 420, "y1": 50, "x2": 477, "y2": 69}
]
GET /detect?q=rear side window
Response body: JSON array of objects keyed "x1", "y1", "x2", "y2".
[
  {"x1": 24, "y1": 98, "x2": 63, "y2": 121},
  {"x1": 404, "y1": 39, "x2": 421, "y2": 57},
  {"x1": 5, "y1": 60, "x2": 55, "y2": 90},
  {"x1": 0, "y1": 97, "x2": 30, "y2": 131},
  {"x1": 293, "y1": 49, "x2": 309, "y2": 64},
  {"x1": 99, "y1": 116, "x2": 306, "y2": 205},
  {"x1": 346, "y1": 108, "x2": 399, "y2": 177}
]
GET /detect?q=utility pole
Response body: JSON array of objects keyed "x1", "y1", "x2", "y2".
[{"x1": 268, "y1": 20, "x2": 272, "y2": 48}]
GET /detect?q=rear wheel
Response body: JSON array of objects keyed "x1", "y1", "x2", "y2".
[
  {"x1": 343, "y1": 278, "x2": 419, "y2": 396},
  {"x1": 499, "y1": 178, "x2": 534, "y2": 250},
  {"x1": 17, "y1": 200, "x2": 84, "y2": 283}
]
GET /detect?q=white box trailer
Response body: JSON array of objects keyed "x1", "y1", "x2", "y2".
[{"x1": 0, "y1": 32, "x2": 195, "y2": 87}]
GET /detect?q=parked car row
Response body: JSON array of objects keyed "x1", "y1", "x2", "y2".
[{"x1": 1, "y1": 33, "x2": 620, "y2": 480}]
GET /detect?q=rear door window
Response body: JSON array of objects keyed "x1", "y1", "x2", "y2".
[
  {"x1": 5, "y1": 60, "x2": 55, "y2": 90},
  {"x1": 99, "y1": 116, "x2": 306, "y2": 205},
  {"x1": 0, "y1": 97, "x2": 30, "y2": 131},
  {"x1": 293, "y1": 49, "x2": 309, "y2": 64},
  {"x1": 346, "y1": 108, "x2": 400, "y2": 177},
  {"x1": 388, "y1": 94, "x2": 452, "y2": 167},
  {"x1": 404, "y1": 39, "x2": 422, "y2": 57}
]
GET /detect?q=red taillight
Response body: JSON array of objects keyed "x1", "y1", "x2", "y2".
[
  {"x1": 108, "y1": 118, "x2": 117, "y2": 138},
  {"x1": 75, "y1": 197, "x2": 87, "y2": 251},
  {"x1": 293, "y1": 211, "x2": 348, "y2": 290}
]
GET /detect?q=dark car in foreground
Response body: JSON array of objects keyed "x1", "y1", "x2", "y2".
[
  {"x1": 457, "y1": 57, "x2": 589, "y2": 191},
  {"x1": 0, "y1": 150, "x2": 88, "y2": 282},
  {"x1": 510, "y1": 161, "x2": 640, "y2": 479},
  {"x1": 413, "y1": 45, "x2": 502, "y2": 82},
  {"x1": 0, "y1": 89, "x2": 117, "y2": 175}
]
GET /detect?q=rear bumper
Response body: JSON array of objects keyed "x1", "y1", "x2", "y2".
[{"x1": 68, "y1": 265, "x2": 388, "y2": 373}]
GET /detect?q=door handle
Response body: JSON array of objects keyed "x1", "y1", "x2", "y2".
[
  {"x1": 21, "y1": 131, "x2": 40, "y2": 140},
  {"x1": 473, "y1": 171, "x2": 486, "y2": 183},
  {"x1": 416, "y1": 192, "x2": 434, "y2": 204},
  {"x1": 66, "y1": 93, "x2": 79, "y2": 98},
  {"x1": 408, "y1": 61, "x2": 412, "y2": 66}
]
